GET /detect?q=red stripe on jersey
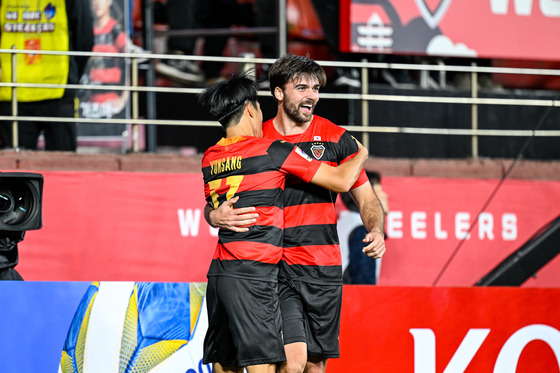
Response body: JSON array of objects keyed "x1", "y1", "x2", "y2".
[
  {"x1": 203, "y1": 136, "x2": 321, "y2": 268},
  {"x1": 210, "y1": 206, "x2": 283, "y2": 229},
  {"x1": 263, "y1": 116, "x2": 365, "y2": 282},
  {"x1": 242, "y1": 171, "x2": 285, "y2": 191},
  {"x1": 114, "y1": 32, "x2": 127, "y2": 52},
  {"x1": 283, "y1": 203, "x2": 336, "y2": 228},
  {"x1": 90, "y1": 67, "x2": 122, "y2": 83},
  {"x1": 341, "y1": 153, "x2": 368, "y2": 189},
  {"x1": 213, "y1": 241, "x2": 282, "y2": 264},
  {"x1": 90, "y1": 92, "x2": 119, "y2": 103},
  {"x1": 282, "y1": 244, "x2": 341, "y2": 266},
  {"x1": 93, "y1": 44, "x2": 120, "y2": 53},
  {"x1": 353, "y1": 169, "x2": 368, "y2": 189},
  {"x1": 249, "y1": 206, "x2": 283, "y2": 228}
]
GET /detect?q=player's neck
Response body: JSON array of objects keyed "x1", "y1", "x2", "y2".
[
  {"x1": 96, "y1": 14, "x2": 110, "y2": 28},
  {"x1": 273, "y1": 111, "x2": 312, "y2": 136},
  {"x1": 226, "y1": 118, "x2": 259, "y2": 138}
]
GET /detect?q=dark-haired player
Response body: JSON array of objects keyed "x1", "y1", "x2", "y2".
[
  {"x1": 207, "y1": 55, "x2": 386, "y2": 373},
  {"x1": 199, "y1": 72, "x2": 368, "y2": 373}
]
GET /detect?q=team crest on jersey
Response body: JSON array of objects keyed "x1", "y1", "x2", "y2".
[{"x1": 310, "y1": 143, "x2": 325, "y2": 160}]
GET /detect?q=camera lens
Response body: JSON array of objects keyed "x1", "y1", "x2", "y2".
[
  {"x1": 0, "y1": 182, "x2": 34, "y2": 225},
  {"x1": 0, "y1": 172, "x2": 43, "y2": 231},
  {"x1": 0, "y1": 192, "x2": 14, "y2": 212}
]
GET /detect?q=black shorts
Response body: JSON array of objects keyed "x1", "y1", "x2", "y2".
[
  {"x1": 278, "y1": 278, "x2": 342, "y2": 359},
  {"x1": 203, "y1": 275, "x2": 286, "y2": 367}
]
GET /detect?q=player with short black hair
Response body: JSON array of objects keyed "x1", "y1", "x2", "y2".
[
  {"x1": 206, "y1": 55, "x2": 386, "y2": 373},
  {"x1": 199, "y1": 71, "x2": 368, "y2": 373}
]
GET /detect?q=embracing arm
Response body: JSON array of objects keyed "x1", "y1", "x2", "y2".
[
  {"x1": 309, "y1": 141, "x2": 368, "y2": 193},
  {"x1": 349, "y1": 182, "x2": 386, "y2": 258},
  {"x1": 204, "y1": 196, "x2": 258, "y2": 232},
  {"x1": 205, "y1": 141, "x2": 367, "y2": 230}
]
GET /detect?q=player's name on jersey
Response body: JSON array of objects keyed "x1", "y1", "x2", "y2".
[{"x1": 210, "y1": 156, "x2": 242, "y2": 175}]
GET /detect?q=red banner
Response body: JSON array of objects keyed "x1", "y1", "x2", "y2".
[
  {"x1": 18, "y1": 171, "x2": 215, "y2": 282},
  {"x1": 2, "y1": 282, "x2": 560, "y2": 372},
  {"x1": 340, "y1": 0, "x2": 560, "y2": 61},
  {"x1": 15, "y1": 171, "x2": 560, "y2": 287},
  {"x1": 379, "y1": 177, "x2": 560, "y2": 287},
  {"x1": 330, "y1": 286, "x2": 560, "y2": 372}
]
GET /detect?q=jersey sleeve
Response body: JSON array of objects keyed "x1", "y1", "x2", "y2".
[
  {"x1": 338, "y1": 131, "x2": 368, "y2": 189},
  {"x1": 268, "y1": 141, "x2": 322, "y2": 183}
]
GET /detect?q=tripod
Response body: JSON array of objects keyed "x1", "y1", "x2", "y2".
[{"x1": 0, "y1": 230, "x2": 25, "y2": 280}]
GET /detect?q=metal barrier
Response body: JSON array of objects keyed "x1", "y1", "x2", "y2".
[{"x1": 0, "y1": 48, "x2": 559, "y2": 157}]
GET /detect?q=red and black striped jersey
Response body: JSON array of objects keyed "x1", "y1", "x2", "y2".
[
  {"x1": 263, "y1": 115, "x2": 368, "y2": 284},
  {"x1": 201, "y1": 135, "x2": 321, "y2": 281},
  {"x1": 89, "y1": 18, "x2": 127, "y2": 102}
]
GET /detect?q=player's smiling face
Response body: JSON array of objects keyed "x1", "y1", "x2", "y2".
[{"x1": 281, "y1": 75, "x2": 320, "y2": 124}]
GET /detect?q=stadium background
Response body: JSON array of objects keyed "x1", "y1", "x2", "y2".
[{"x1": 1, "y1": 0, "x2": 560, "y2": 371}]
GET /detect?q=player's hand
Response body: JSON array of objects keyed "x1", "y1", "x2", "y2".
[
  {"x1": 352, "y1": 137, "x2": 369, "y2": 159},
  {"x1": 209, "y1": 196, "x2": 258, "y2": 233},
  {"x1": 362, "y1": 230, "x2": 385, "y2": 258}
]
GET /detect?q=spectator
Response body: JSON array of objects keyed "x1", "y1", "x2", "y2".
[
  {"x1": 0, "y1": 0, "x2": 94, "y2": 151},
  {"x1": 156, "y1": 0, "x2": 276, "y2": 87},
  {"x1": 338, "y1": 170, "x2": 389, "y2": 284},
  {"x1": 78, "y1": 0, "x2": 129, "y2": 120},
  {"x1": 154, "y1": 0, "x2": 204, "y2": 85},
  {"x1": 311, "y1": 0, "x2": 414, "y2": 88},
  {"x1": 310, "y1": 0, "x2": 361, "y2": 88}
]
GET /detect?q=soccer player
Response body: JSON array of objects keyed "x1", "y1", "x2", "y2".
[
  {"x1": 199, "y1": 72, "x2": 368, "y2": 373},
  {"x1": 206, "y1": 54, "x2": 386, "y2": 373}
]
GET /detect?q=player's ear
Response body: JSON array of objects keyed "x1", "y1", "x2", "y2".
[
  {"x1": 246, "y1": 102, "x2": 255, "y2": 117},
  {"x1": 274, "y1": 86, "x2": 284, "y2": 101}
]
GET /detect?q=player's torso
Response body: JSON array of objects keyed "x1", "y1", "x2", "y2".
[
  {"x1": 263, "y1": 117, "x2": 350, "y2": 283},
  {"x1": 202, "y1": 137, "x2": 288, "y2": 278}
]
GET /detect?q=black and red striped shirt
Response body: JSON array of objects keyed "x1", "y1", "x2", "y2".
[
  {"x1": 89, "y1": 17, "x2": 127, "y2": 102},
  {"x1": 263, "y1": 115, "x2": 368, "y2": 284},
  {"x1": 202, "y1": 136, "x2": 321, "y2": 281}
]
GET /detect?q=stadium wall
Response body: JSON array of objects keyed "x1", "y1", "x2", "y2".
[
  {"x1": 1, "y1": 151, "x2": 560, "y2": 371},
  {"x1": 1, "y1": 281, "x2": 559, "y2": 372}
]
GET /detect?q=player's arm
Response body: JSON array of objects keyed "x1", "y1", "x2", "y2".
[
  {"x1": 204, "y1": 196, "x2": 258, "y2": 233},
  {"x1": 311, "y1": 157, "x2": 367, "y2": 193},
  {"x1": 309, "y1": 140, "x2": 369, "y2": 193},
  {"x1": 205, "y1": 140, "x2": 367, "y2": 230},
  {"x1": 349, "y1": 183, "x2": 386, "y2": 259}
]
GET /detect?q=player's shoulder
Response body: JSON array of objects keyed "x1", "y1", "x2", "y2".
[
  {"x1": 246, "y1": 136, "x2": 287, "y2": 157},
  {"x1": 314, "y1": 115, "x2": 344, "y2": 130},
  {"x1": 313, "y1": 115, "x2": 347, "y2": 138},
  {"x1": 262, "y1": 118, "x2": 276, "y2": 136},
  {"x1": 269, "y1": 138, "x2": 295, "y2": 151}
]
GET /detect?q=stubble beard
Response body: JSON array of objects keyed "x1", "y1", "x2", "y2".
[{"x1": 283, "y1": 100, "x2": 313, "y2": 124}]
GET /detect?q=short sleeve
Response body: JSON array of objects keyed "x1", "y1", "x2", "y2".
[{"x1": 268, "y1": 141, "x2": 322, "y2": 183}]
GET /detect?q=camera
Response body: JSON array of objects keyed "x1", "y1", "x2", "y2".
[{"x1": 0, "y1": 172, "x2": 43, "y2": 231}]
